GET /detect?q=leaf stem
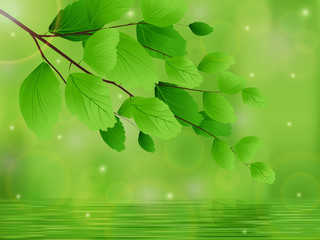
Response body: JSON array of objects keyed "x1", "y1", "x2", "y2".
[
  {"x1": 142, "y1": 45, "x2": 173, "y2": 58},
  {"x1": 230, "y1": 146, "x2": 250, "y2": 169},
  {"x1": 157, "y1": 83, "x2": 221, "y2": 93},
  {"x1": 174, "y1": 115, "x2": 218, "y2": 139},
  {"x1": 114, "y1": 112, "x2": 139, "y2": 131},
  {"x1": 0, "y1": 9, "x2": 134, "y2": 97},
  {"x1": 32, "y1": 36, "x2": 66, "y2": 84},
  {"x1": 37, "y1": 22, "x2": 147, "y2": 38}
]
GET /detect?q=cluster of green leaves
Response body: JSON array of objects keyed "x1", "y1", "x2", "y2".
[{"x1": 19, "y1": 0, "x2": 275, "y2": 184}]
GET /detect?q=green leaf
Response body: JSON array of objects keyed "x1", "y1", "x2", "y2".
[
  {"x1": 118, "y1": 98, "x2": 134, "y2": 119},
  {"x1": 203, "y1": 93, "x2": 237, "y2": 123},
  {"x1": 65, "y1": 73, "x2": 116, "y2": 130},
  {"x1": 250, "y1": 162, "x2": 276, "y2": 184},
  {"x1": 234, "y1": 136, "x2": 262, "y2": 163},
  {"x1": 87, "y1": 0, "x2": 135, "y2": 27},
  {"x1": 155, "y1": 83, "x2": 202, "y2": 126},
  {"x1": 189, "y1": 22, "x2": 213, "y2": 36},
  {"x1": 100, "y1": 116, "x2": 126, "y2": 152},
  {"x1": 19, "y1": 63, "x2": 61, "y2": 138},
  {"x1": 131, "y1": 97, "x2": 181, "y2": 139},
  {"x1": 106, "y1": 33, "x2": 158, "y2": 90},
  {"x1": 140, "y1": 0, "x2": 187, "y2": 27},
  {"x1": 83, "y1": 29, "x2": 119, "y2": 77},
  {"x1": 138, "y1": 132, "x2": 155, "y2": 153},
  {"x1": 198, "y1": 52, "x2": 235, "y2": 74},
  {"x1": 165, "y1": 56, "x2": 203, "y2": 88},
  {"x1": 193, "y1": 111, "x2": 232, "y2": 137},
  {"x1": 217, "y1": 71, "x2": 246, "y2": 94},
  {"x1": 242, "y1": 87, "x2": 266, "y2": 108},
  {"x1": 211, "y1": 139, "x2": 236, "y2": 170},
  {"x1": 136, "y1": 23, "x2": 187, "y2": 59},
  {"x1": 49, "y1": 0, "x2": 99, "y2": 41}
]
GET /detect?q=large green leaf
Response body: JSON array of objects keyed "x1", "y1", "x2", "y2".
[
  {"x1": 193, "y1": 111, "x2": 232, "y2": 137},
  {"x1": 106, "y1": 33, "x2": 158, "y2": 90},
  {"x1": 165, "y1": 56, "x2": 203, "y2": 88},
  {"x1": 131, "y1": 97, "x2": 181, "y2": 139},
  {"x1": 65, "y1": 73, "x2": 116, "y2": 130},
  {"x1": 234, "y1": 136, "x2": 262, "y2": 163},
  {"x1": 136, "y1": 23, "x2": 187, "y2": 59},
  {"x1": 211, "y1": 139, "x2": 236, "y2": 170},
  {"x1": 49, "y1": 0, "x2": 99, "y2": 41},
  {"x1": 198, "y1": 52, "x2": 235, "y2": 74},
  {"x1": 189, "y1": 22, "x2": 213, "y2": 36},
  {"x1": 140, "y1": 0, "x2": 187, "y2": 27},
  {"x1": 100, "y1": 116, "x2": 126, "y2": 152},
  {"x1": 250, "y1": 162, "x2": 276, "y2": 184},
  {"x1": 87, "y1": 0, "x2": 135, "y2": 27},
  {"x1": 217, "y1": 71, "x2": 246, "y2": 94},
  {"x1": 242, "y1": 87, "x2": 266, "y2": 108},
  {"x1": 155, "y1": 83, "x2": 202, "y2": 126},
  {"x1": 138, "y1": 132, "x2": 155, "y2": 153},
  {"x1": 203, "y1": 93, "x2": 237, "y2": 123},
  {"x1": 19, "y1": 63, "x2": 61, "y2": 138},
  {"x1": 83, "y1": 29, "x2": 119, "y2": 77},
  {"x1": 118, "y1": 98, "x2": 134, "y2": 119}
]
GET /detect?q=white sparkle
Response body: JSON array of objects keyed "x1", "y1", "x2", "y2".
[
  {"x1": 127, "y1": 10, "x2": 134, "y2": 17},
  {"x1": 57, "y1": 134, "x2": 62, "y2": 140},
  {"x1": 118, "y1": 94, "x2": 123, "y2": 99},
  {"x1": 86, "y1": 213, "x2": 90, "y2": 218},
  {"x1": 16, "y1": 194, "x2": 21, "y2": 199},
  {"x1": 250, "y1": 73, "x2": 255, "y2": 78},
  {"x1": 302, "y1": 9, "x2": 309, "y2": 16},
  {"x1": 9, "y1": 125, "x2": 15, "y2": 131},
  {"x1": 11, "y1": 32, "x2": 16, "y2": 37},
  {"x1": 245, "y1": 26, "x2": 250, "y2": 31},
  {"x1": 291, "y1": 73, "x2": 296, "y2": 78},
  {"x1": 297, "y1": 192, "x2": 302, "y2": 198},
  {"x1": 242, "y1": 230, "x2": 247, "y2": 234},
  {"x1": 100, "y1": 166, "x2": 106, "y2": 172},
  {"x1": 167, "y1": 193, "x2": 173, "y2": 199},
  {"x1": 287, "y1": 122, "x2": 292, "y2": 127},
  {"x1": 56, "y1": 59, "x2": 61, "y2": 64}
]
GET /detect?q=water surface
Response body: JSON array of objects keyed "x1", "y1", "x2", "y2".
[{"x1": 0, "y1": 199, "x2": 319, "y2": 239}]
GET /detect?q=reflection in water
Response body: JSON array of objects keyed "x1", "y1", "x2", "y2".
[{"x1": 0, "y1": 199, "x2": 319, "y2": 239}]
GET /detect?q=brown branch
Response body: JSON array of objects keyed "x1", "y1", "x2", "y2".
[
  {"x1": 32, "y1": 36, "x2": 66, "y2": 84},
  {"x1": 157, "y1": 83, "x2": 221, "y2": 93},
  {"x1": 142, "y1": 45, "x2": 173, "y2": 58},
  {"x1": 38, "y1": 22, "x2": 146, "y2": 38},
  {"x1": 0, "y1": 9, "x2": 134, "y2": 97},
  {"x1": 174, "y1": 115, "x2": 218, "y2": 139}
]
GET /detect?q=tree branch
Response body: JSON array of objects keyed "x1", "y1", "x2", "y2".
[
  {"x1": 0, "y1": 9, "x2": 134, "y2": 97},
  {"x1": 142, "y1": 45, "x2": 173, "y2": 58},
  {"x1": 157, "y1": 83, "x2": 221, "y2": 93},
  {"x1": 38, "y1": 22, "x2": 147, "y2": 38},
  {"x1": 174, "y1": 115, "x2": 218, "y2": 139},
  {"x1": 114, "y1": 112, "x2": 139, "y2": 131},
  {"x1": 32, "y1": 36, "x2": 66, "y2": 84}
]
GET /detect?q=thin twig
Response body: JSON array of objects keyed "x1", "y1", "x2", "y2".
[
  {"x1": 32, "y1": 36, "x2": 66, "y2": 84},
  {"x1": 0, "y1": 9, "x2": 134, "y2": 97},
  {"x1": 38, "y1": 22, "x2": 146, "y2": 38},
  {"x1": 174, "y1": 115, "x2": 218, "y2": 139},
  {"x1": 114, "y1": 112, "x2": 139, "y2": 131},
  {"x1": 231, "y1": 146, "x2": 250, "y2": 169},
  {"x1": 142, "y1": 45, "x2": 173, "y2": 58},
  {"x1": 157, "y1": 83, "x2": 221, "y2": 93},
  {"x1": 103, "y1": 80, "x2": 134, "y2": 97}
]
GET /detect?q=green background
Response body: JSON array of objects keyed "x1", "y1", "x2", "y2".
[{"x1": 0, "y1": 0, "x2": 319, "y2": 204}]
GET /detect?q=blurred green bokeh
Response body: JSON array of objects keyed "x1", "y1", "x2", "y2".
[{"x1": 0, "y1": 0, "x2": 319, "y2": 202}]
